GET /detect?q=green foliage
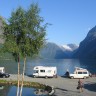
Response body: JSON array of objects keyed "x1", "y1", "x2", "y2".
[
  {"x1": 2, "y1": 3, "x2": 47, "y2": 61},
  {"x1": 0, "y1": 16, "x2": 6, "y2": 25},
  {"x1": 0, "y1": 16, "x2": 6, "y2": 44}
]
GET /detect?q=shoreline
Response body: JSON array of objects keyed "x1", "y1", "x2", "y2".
[
  {"x1": 0, "y1": 79, "x2": 45, "y2": 89},
  {"x1": 0, "y1": 74, "x2": 96, "y2": 96}
]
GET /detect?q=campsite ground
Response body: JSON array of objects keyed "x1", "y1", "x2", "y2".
[{"x1": 0, "y1": 74, "x2": 96, "y2": 96}]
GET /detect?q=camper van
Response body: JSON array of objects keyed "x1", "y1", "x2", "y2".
[
  {"x1": 0, "y1": 67, "x2": 5, "y2": 73},
  {"x1": 33, "y1": 66, "x2": 57, "y2": 78},
  {"x1": 0, "y1": 67, "x2": 10, "y2": 78},
  {"x1": 69, "y1": 67, "x2": 90, "y2": 79}
]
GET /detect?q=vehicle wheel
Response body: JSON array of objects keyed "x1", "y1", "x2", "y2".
[
  {"x1": 87, "y1": 76, "x2": 89, "y2": 78},
  {"x1": 33, "y1": 75, "x2": 36, "y2": 78},
  {"x1": 83, "y1": 76, "x2": 86, "y2": 79},
  {"x1": 3, "y1": 76, "x2": 6, "y2": 78},
  {"x1": 70, "y1": 76, "x2": 74, "y2": 79},
  {"x1": 45, "y1": 76, "x2": 48, "y2": 79}
]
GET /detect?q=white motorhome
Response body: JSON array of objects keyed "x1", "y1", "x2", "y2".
[
  {"x1": 69, "y1": 67, "x2": 90, "y2": 79},
  {"x1": 0, "y1": 67, "x2": 10, "y2": 78},
  {"x1": 33, "y1": 66, "x2": 57, "y2": 78},
  {"x1": 0, "y1": 67, "x2": 5, "y2": 73}
]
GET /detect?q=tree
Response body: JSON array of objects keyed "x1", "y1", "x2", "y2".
[
  {"x1": 0, "y1": 16, "x2": 5, "y2": 44},
  {"x1": 2, "y1": 3, "x2": 47, "y2": 96}
]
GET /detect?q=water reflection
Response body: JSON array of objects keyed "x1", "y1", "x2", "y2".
[
  {"x1": 34, "y1": 85, "x2": 55, "y2": 96},
  {"x1": 0, "y1": 85, "x2": 48, "y2": 96},
  {"x1": 0, "y1": 86, "x2": 4, "y2": 90},
  {"x1": 34, "y1": 89, "x2": 48, "y2": 95},
  {"x1": 0, "y1": 85, "x2": 10, "y2": 96}
]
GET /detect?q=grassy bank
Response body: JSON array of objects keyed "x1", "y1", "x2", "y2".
[{"x1": 0, "y1": 80, "x2": 45, "y2": 89}]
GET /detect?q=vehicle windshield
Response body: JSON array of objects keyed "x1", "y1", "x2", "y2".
[{"x1": 34, "y1": 70, "x2": 38, "y2": 73}]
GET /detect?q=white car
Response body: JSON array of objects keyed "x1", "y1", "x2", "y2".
[{"x1": 69, "y1": 67, "x2": 90, "y2": 79}]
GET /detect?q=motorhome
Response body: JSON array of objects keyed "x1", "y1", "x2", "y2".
[
  {"x1": 0, "y1": 67, "x2": 10, "y2": 78},
  {"x1": 69, "y1": 67, "x2": 90, "y2": 79},
  {"x1": 0, "y1": 67, "x2": 5, "y2": 73},
  {"x1": 33, "y1": 66, "x2": 57, "y2": 78}
]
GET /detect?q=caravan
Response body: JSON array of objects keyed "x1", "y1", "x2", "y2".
[
  {"x1": 0, "y1": 67, "x2": 5, "y2": 73},
  {"x1": 33, "y1": 66, "x2": 57, "y2": 78},
  {"x1": 0, "y1": 67, "x2": 10, "y2": 78}
]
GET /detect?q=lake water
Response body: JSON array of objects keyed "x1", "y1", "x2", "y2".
[
  {"x1": 25, "y1": 59, "x2": 96, "y2": 76},
  {"x1": 0, "y1": 59, "x2": 96, "y2": 76},
  {"x1": 0, "y1": 85, "x2": 48, "y2": 96}
]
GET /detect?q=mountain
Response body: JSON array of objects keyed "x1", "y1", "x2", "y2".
[
  {"x1": 39, "y1": 42, "x2": 68, "y2": 59},
  {"x1": 39, "y1": 42, "x2": 78, "y2": 59},
  {"x1": 74, "y1": 26, "x2": 96, "y2": 59},
  {"x1": 62, "y1": 44, "x2": 79, "y2": 51},
  {"x1": 62, "y1": 44, "x2": 79, "y2": 57}
]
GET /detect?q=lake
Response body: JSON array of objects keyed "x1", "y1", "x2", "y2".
[
  {"x1": 0, "y1": 58, "x2": 96, "y2": 76},
  {"x1": 25, "y1": 59, "x2": 96, "y2": 76},
  {"x1": 0, "y1": 85, "x2": 48, "y2": 96}
]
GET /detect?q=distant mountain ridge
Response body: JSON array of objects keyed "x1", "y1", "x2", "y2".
[
  {"x1": 39, "y1": 42, "x2": 79, "y2": 59},
  {"x1": 39, "y1": 25, "x2": 96, "y2": 59}
]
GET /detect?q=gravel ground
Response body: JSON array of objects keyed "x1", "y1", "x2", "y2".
[{"x1": 0, "y1": 74, "x2": 96, "y2": 96}]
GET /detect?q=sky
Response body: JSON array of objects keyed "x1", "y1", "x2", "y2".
[{"x1": 0, "y1": 0, "x2": 96, "y2": 45}]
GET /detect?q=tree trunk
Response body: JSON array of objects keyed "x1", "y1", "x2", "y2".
[
  {"x1": 20, "y1": 56, "x2": 26, "y2": 96},
  {"x1": 16, "y1": 56, "x2": 20, "y2": 96}
]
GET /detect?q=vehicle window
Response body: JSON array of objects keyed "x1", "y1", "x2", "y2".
[
  {"x1": 83, "y1": 72, "x2": 87, "y2": 74},
  {"x1": 34, "y1": 70, "x2": 38, "y2": 73},
  {"x1": 78, "y1": 72, "x2": 82, "y2": 74},
  {"x1": 48, "y1": 70, "x2": 51, "y2": 73},
  {"x1": 40, "y1": 70, "x2": 45, "y2": 72}
]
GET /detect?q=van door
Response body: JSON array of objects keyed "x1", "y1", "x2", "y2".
[
  {"x1": 83, "y1": 71, "x2": 89, "y2": 78},
  {"x1": 39, "y1": 70, "x2": 45, "y2": 77},
  {"x1": 77, "y1": 72, "x2": 83, "y2": 78}
]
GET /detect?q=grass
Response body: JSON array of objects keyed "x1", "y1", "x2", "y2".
[{"x1": 0, "y1": 80, "x2": 45, "y2": 89}]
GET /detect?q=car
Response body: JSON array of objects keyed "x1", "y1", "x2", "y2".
[{"x1": 0, "y1": 72, "x2": 10, "y2": 78}]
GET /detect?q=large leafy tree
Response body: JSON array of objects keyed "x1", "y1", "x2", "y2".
[
  {"x1": 0, "y1": 16, "x2": 6, "y2": 44},
  {"x1": 2, "y1": 3, "x2": 47, "y2": 96}
]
